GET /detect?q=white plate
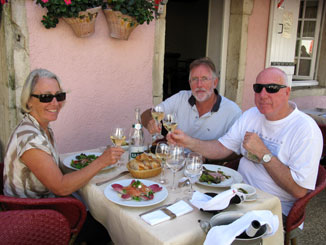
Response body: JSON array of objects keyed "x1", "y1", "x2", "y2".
[
  {"x1": 104, "y1": 179, "x2": 168, "y2": 207},
  {"x1": 196, "y1": 164, "x2": 243, "y2": 188},
  {"x1": 63, "y1": 152, "x2": 114, "y2": 171}
]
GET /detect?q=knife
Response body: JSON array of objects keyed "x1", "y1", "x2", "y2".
[
  {"x1": 139, "y1": 203, "x2": 173, "y2": 217},
  {"x1": 95, "y1": 170, "x2": 129, "y2": 186}
]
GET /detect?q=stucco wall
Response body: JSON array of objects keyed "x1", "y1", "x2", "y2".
[
  {"x1": 26, "y1": 1, "x2": 155, "y2": 153},
  {"x1": 241, "y1": 0, "x2": 270, "y2": 110}
]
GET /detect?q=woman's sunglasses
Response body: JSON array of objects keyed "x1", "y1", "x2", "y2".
[
  {"x1": 31, "y1": 92, "x2": 66, "y2": 103},
  {"x1": 253, "y1": 84, "x2": 287, "y2": 94}
]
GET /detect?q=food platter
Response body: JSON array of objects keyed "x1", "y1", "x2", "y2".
[
  {"x1": 62, "y1": 152, "x2": 115, "y2": 171},
  {"x1": 104, "y1": 179, "x2": 168, "y2": 207},
  {"x1": 196, "y1": 164, "x2": 243, "y2": 188}
]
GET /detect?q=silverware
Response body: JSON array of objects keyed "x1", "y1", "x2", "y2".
[
  {"x1": 95, "y1": 170, "x2": 129, "y2": 186},
  {"x1": 139, "y1": 203, "x2": 173, "y2": 217}
]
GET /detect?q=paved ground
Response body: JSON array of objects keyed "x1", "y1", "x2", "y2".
[{"x1": 296, "y1": 187, "x2": 326, "y2": 244}]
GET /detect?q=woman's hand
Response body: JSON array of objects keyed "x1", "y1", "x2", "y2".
[{"x1": 99, "y1": 146, "x2": 125, "y2": 167}]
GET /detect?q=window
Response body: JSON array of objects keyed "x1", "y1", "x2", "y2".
[{"x1": 293, "y1": 0, "x2": 323, "y2": 81}]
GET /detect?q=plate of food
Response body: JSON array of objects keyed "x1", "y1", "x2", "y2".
[
  {"x1": 62, "y1": 152, "x2": 114, "y2": 171},
  {"x1": 104, "y1": 179, "x2": 168, "y2": 207},
  {"x1": 197, "y1": 164, "x2": 243, "y2": 188}
]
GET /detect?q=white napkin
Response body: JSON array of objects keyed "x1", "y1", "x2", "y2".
[
  {"x1": 204, "y1": 210, "x2": 279, "y2": 245},
  {"x1": 190, "y1": 189, "x2": 238, "y2": 211},
  {"x1": 141, "y1": 200, "x2": 193, "y2": 226}
]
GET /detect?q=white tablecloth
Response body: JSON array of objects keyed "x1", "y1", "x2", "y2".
[{"x1": 61, "y1": 149, "x2": 284, "y2": 245}]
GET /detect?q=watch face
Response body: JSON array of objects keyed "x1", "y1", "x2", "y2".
[{"x1": 263, "y1": 154, "x2": 272, "y2": 163}]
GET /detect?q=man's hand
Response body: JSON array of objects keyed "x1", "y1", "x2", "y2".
[
  {"x1": 147, "y1": 118, "x2": 162, "y2": 134},
  {"x1": 243, "y1": 132, "x2": 270, "y2": 160},
  {"x1": 167, "y1": 129, "x2": 193, "y2": 148}
]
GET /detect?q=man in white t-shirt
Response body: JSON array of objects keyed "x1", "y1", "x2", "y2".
[
  {"x1": 141, "y1": 57, "x2": 242, "y2": 157},
  {"x1": 168, "y1": 67, "x2": 323, "y2": 216}
]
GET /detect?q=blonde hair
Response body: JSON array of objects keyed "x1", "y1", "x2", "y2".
[{"x1": 21, "y1": 69, "x2": 64, "y2": 113}]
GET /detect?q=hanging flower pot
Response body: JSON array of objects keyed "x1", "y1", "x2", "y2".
[
  {"x1": 103, "y1": 9, "x2": 139, "y2": 40},
  {"x1": 63, "y1": 6, "x2": 101, "y2": 38}
]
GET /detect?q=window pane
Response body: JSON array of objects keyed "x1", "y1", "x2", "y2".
[
  {"x1": 297, "y1": 21, "x2": 302, "y2": 38},
  {"x1": 299, "y1": 0, "x2": 304, "y2": 18},
  {"x1": 305, "y1": 1, "x2": 318, "y2": 18},
  {"x1": 301, "y1": 40, "x2": 314, "y2": 55},
  {"x1": 303, "y1": 21, "x2": 316, "y2": 37},
  {"x1": 298, "y1": 59, "x2": 311, "y2": 76}
]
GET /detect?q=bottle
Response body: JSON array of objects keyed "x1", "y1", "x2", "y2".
[{"x1": 129, "y1": 108, "x2": 146, "y2": 160}]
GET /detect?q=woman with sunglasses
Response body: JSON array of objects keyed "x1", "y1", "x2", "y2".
[{"x1": 3, "y1": 69, "x2": 124, "y2": 199}]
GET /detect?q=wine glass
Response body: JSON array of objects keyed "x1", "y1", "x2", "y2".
[
  {"x1": 162, "y1": 113, "x2": 178, "y2": 134},
  {"x1": 155, "y1": 142, "x2": 169, "y2": 184},
  {"x1": 166, "y1": 145, "x2": 185, "y2": 192},
  {"x1": 184, "y1": 152, "x2": 203, "y2": 198},
  {"x1": 110, "y1": 127, "x2": 126, "y2": 167},
  {"x1": 151, "y1": 105, "x2": 165, "y2": 141}
]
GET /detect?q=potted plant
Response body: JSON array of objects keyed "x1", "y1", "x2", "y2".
[
  {"x1": 36, "y1": 0, "x2": 104, "y2": 37},
  {"x1": 102, "y1": 0, "x2": 157, "y2": 40}
]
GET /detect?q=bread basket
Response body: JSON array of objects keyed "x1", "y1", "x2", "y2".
[{"x1": 127, "y1": 162, "x2": 162, "y2": 179}]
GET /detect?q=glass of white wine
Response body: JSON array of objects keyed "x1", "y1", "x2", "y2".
[
  {"x1": 110, "y1": 127, "x2": 126, "y2": 167},
  {"x1": 163, "y1": 113, "x2": 178, "y2": 133},
  {"x1": 166, "y1": 145, "x2": 185, "y2": 192},
  {"x1": 151, "y1": 105, "x2": 165, "y2": 141},
  {"x1": 155, "y1": 142, "x2": 169, "y2": 184},
  {"x1": 184, "y1": 152, "x2": 203, "y2": 199}
]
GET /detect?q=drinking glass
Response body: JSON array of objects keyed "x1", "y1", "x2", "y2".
[
  {"x1": 155, "y1": 142, "x2": 169, "y2": 184},
  {"x1": 151, "y1": 105, "x2": 165, "y2": 141},
  {"x1": 110, "y1": 127, "x2": 126, "y2": 167},
  {"x1": 184, "y1": 152, "x2": 203, "y2": 198},
  {"x1": 162, "y1": 113, "x2": 178, "y2": 133},
  {"x1": 166, "y1": 145, "x2": 185, "y2": 191}
]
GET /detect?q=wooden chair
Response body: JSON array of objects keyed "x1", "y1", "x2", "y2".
[
  {"x1": 0, "y1": 162, "x2": 87, "y2": 245},
  {"x1": 285, "y1": 164, "x2": 326, "y2": 245}
]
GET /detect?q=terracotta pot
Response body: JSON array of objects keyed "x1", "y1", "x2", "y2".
[
  {"x1": 103, "y1": 9, "x2": 139, "y2": 40},
  {"x1": 63, "y1": 6, "x2": 101, "y2": 38}
]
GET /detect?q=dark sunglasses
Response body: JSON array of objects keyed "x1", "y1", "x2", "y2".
[
  {"x1": 253, "y1": 84, "x2": 287, "y2": 94},
  {"x1": 31, "y1": 92, "x2": 66, "y2": 103}
]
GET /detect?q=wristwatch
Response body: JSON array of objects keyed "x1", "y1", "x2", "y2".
[{"x1": 261, "y1": 153, "x2": 272, "y2": 164}]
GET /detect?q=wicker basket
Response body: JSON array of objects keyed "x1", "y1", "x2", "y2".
[
  {"x1": 63, "y1": 6, "x2": 101, "y2": 38},
  {"x1": 103, "y1": 9, "x2": 139, "y2": 40},
  {"x1": 127, "y1": 162, "x2": 162, "y2": 179}
]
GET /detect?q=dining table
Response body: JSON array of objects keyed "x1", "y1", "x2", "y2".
[{"x1": 60, "y1": 148, "x2": 284, "y2": 245}]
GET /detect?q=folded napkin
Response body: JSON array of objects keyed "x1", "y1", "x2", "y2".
[
  {"x1": 141, "y1": 200, "x2": 193, "y2": 226},
  {"x1": 190, "y1": 189, "x2": 240, "y2": 211},
  {"x1": 204, "y1": 210, "x2": 279, "y2": 245}
]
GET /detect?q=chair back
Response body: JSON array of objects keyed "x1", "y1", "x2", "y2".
[
  {"x1": 0, "y1": 209, "x2": 70, "y2": 245},
  {"x1": 0, "y1": 162, "x2": 3, "y2": 195},
  {"x1": 286, "y1": 164, "x2": 326, "y2": 233}
]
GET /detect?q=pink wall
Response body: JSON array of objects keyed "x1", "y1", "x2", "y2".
[
  {"x1": 26, "y1": 1, "x2": 155, "y2": 153},
  {"x1": 242, "y1": 0, "x2": 271, "y2": 110}
]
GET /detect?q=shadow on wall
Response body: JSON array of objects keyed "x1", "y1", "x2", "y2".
[{"x1": 0, "y1": 139, "x2": 3, "y2": 162}]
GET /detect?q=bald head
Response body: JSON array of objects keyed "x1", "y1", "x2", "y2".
[{"x1": 256, "y1": 67, "x2": 288, "y2": 86}]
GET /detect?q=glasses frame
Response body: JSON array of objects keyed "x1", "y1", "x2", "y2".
[
  {"x1": 31, "y1": 92, "x2": 66, "y2": 103},
  {"x1": 189, "y1": 76, "x2": 213, "y2": 84},
  {"x1": 253, "y1": 84, "x2": 287, "y2": 94}
]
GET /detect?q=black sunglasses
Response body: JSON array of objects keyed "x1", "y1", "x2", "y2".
[
  {"x1": 31, "y1": 92, "x2": 66, "y2": 103},
  {"x1": 253, "y1": 84, "x2": 287, "y2": 94}
]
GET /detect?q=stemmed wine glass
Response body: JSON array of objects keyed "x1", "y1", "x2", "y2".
[
  {"x1": 110, "y1": 127, "x2": 126, "y2": 167},
  {"x1": 155, "y1": 142, "x2": 169, "y2": 184},
  {"x1": 162, "y1": 113, "x2": 178, "y2": 134},
  {"x1": 151, "y1": 105, "x2": 165, "y2": 141},
  {"x1": 184, "y1": 152, "x2": 203, "y2": 198},
  {"x1": 166, "y1": 145, "x2": 185, "y2": 192}
]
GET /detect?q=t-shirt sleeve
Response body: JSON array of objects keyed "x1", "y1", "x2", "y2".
[
  {"x1": 17, "y1": 132, "x2": 52, "y2": 158},
  {"x1": 218, "y1": 116, "x2": 243, "y2": 155}
]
